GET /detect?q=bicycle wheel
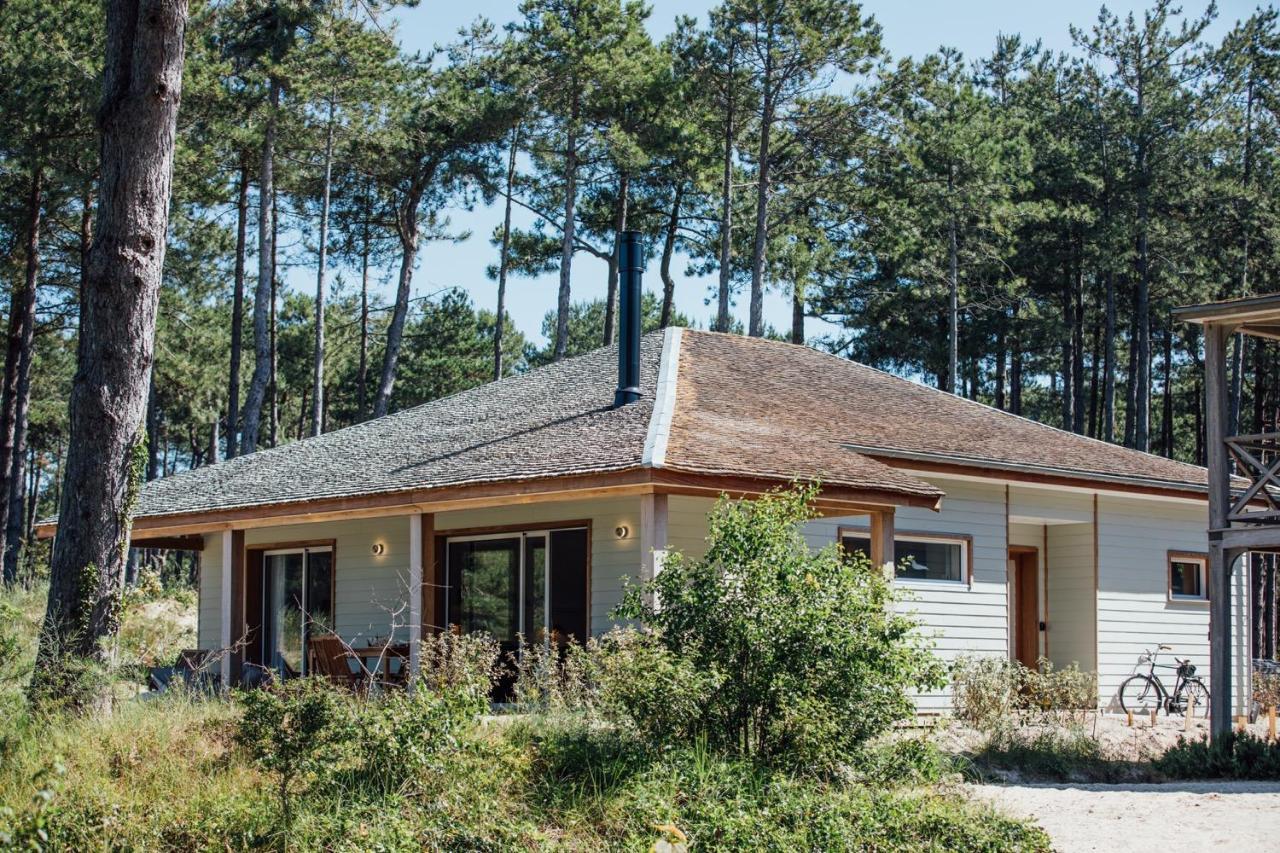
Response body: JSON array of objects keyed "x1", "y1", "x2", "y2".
[
  {"x1": 1181, "y1": 679, "x2": 1210, "y2": 719},
  {"x1": 1119, "y1": 674, "x2": 1163, "y2": 715}
]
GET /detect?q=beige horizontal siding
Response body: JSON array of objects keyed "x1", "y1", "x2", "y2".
[
  {"x1": 1095, "y1": 495, "x2": 1248, "y2": 715},
  {"x1": 804, "y1": 476, "x2": 1010, "y2": 713}
]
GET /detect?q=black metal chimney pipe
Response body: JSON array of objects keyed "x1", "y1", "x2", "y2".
[{"x1": 614, "y1": 230, "x2": 643, "y2": 407}]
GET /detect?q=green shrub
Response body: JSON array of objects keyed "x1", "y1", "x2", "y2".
[
  {"x1": 950, "y1": 654, "x2": 1021, "y2": 729},
  {"x1": 519, "y1": 719, "x2": 1049, "y2": 851},
  {"x1": 952, "y1": 654, "x2": 1098, "y2": 729},
  {"x1": 973, "y1": 725, "x2": 1127, "y2": 782},
  {"x1": 1021, "y1": 659, "x2": 1096, "y2": 722},
  {"x1": 1255, "y1": 670, "x2": 1280, "y2": 711},
  {"x1": 417, "y1": 630, "x2": 500, "y2": 705},
  {"x1": 848, "y1": 736, "x2": 960, "y2": 785},
  {"x1": 593, "y1": 628, "x2": 718, "y2": 744},
  {"x1": 616, "y1": 484, "x2": 944, "y2": 775},
  {"x1": 344, "y1": 686, "x2": 480, "y2": 796},
  {"x1": 1154, "y1": 732, "x2": 1280, "y2": 780},
  {"x1": 508, "y1": 633, "x2": 600, "y2": 715},
  {"x1": 235, "y1": 678, "x2": 349, "y2": 827}
]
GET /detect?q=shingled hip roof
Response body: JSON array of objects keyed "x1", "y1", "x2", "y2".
[{"x1": 117, "y1": 327, "x2": 1212, "y2": 526}]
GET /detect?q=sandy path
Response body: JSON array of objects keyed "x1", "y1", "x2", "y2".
[{"x1": 968, "y1": 781, "x2": 1280, "y2": 852}]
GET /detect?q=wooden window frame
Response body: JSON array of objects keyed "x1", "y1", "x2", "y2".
[
  {"x1": 1167, "y1": 550, "x2": 1209, "y2": 604},
  {"x1": 838, "y1": 526, "x2": 973, "y2": 587}
]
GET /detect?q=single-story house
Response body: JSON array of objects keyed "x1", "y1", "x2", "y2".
[{"x1": 37, "y1": 313, "x2": 1251, "y2": 714}]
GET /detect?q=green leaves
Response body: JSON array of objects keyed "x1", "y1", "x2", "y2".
[{"x1": 615, "y1": 484, "x2": 944, "y2": 775}]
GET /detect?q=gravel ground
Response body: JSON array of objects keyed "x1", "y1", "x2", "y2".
[{"x1": 968, "y1": 780, "x2": 1280, "y2": 852}]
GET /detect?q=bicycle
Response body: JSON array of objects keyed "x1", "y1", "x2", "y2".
[{"x1": 1118, "y1": 644, "x2": 1210, "y2": 717}]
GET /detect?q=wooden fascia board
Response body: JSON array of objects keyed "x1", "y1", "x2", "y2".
[
  {"x1": 857, "y1": 453, "x2": 1211, "y2": 503},
  {"x1": 34, "y1": 467, "x2": 939, "y2": 541}
]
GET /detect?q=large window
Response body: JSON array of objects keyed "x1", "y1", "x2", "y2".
[
  {"x1": 840, "y1": 531, "x2": 967, "y2": 584},
  {"x1": 1168, "y1": 552, "x2": 1207, "y2": 601}
]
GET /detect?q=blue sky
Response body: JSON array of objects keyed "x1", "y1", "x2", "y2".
[{"x1": 290, "y1": 0, "x2": 1255, "y2": 349}]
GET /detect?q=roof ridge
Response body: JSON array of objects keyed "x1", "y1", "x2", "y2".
[
  {"x1": 642, "y1": 327, "x2": 682, "y2": 468},
  {"x1": 682, "y1": 329, "x2": 1206, "y2": 473}
]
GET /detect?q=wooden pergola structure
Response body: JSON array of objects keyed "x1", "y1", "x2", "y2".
[{"x1": 1175, "y1": 294, "x2": 1280, "y2": 739}]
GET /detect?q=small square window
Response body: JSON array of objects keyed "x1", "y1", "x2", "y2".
[
  {"x1": 1168, "y1": 554, "x2": 1207, "y2": 601},
  {"x1": 841, "y1": 534, "x2": 966, "y2": 584}
]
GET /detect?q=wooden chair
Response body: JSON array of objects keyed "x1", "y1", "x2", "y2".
[{"x1": 308, "y1": 635, "x2": 366, "y2": 691}]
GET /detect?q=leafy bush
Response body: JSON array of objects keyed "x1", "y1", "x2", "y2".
[
  {"x1": 1154, "y1": 732, "x2": 1280, "y2": 780},
  {"x1": 616, "y1": 484, "x2": 944, "y2": 775},
  {"x1": 951, "y1": 654, "x2": 1021, "y2": 728},
  {"x1": 952, "y1": 654, "x2": 1097, "y2": 729},
  {"x1": 508, "y1": 634, "x2": 599, "y2": 715},
  {"x1": 1021, "y1": 659, "x2": 1096, "y2": 722},
  {"x1": 973, "y1": 725, "x2": 1128, "y2": 783},
  {"x1": 235, "y1": 678, "x2": 349, "y2": 827},
  {"x1": 1254, "y1": 669, "x2": 1280, "y2": 711},
  {"x1": 417, "y1": 630, "x2": 500, "y2": 706},
  {"x1": 518, "y1": 717, "x2": 1049, "y2": 851},
  {"x1": 592, "y1": 628, "x2": 718, "y2": 744},
  {"x1": 345, "y1": 686, "x2": 480, "y2": 796}
]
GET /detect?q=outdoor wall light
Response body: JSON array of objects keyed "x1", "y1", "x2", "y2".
[
  {"x1": 371, "y1": 542, "x2": 386, "y2": 556},
  {"x1": 614, "y1": 525, "x2": 629, "y2": 540}
]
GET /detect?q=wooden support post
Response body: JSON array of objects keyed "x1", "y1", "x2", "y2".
[
  {"x1": 1204, "y1": 321, "x2": 1234, "y2": 741},
  {"x1": 1268, "y1": 706, "x2": 1276, "y2": 742},
  {"x1": 219, "y1": 529, "x2": 245, "y2": 689},
  {"x1": 869, "y1": 509, "x2": 896, "y2": 580},
  {"x1": 408, "y1": 513, "x2": 423, "y2": 687},
  {"x1": 640, "y1": 493, "x2": 668, "y2": 608}
]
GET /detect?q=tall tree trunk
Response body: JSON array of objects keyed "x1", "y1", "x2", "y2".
[
  {"x1": 240, "y1": 77, "x2": 279, "y2": 453},
  {"x1": 1103, "y1": 271, "x2": 1116, "y2": 443},
  {"x1": 1010, "y1": 302, "x2": 1022, "y2": 415},
  {"x1": 602, "y1": 172, "x2": 629, "y2": 346},
  {"x1": 145, "y1": 375, "x2": 160, "y2": 481},
  {"x1": 0, "y1": 168, "x2": 41, "y2": 587},
  {"x1": 1161, "y1": 321, "x2": 1173, "y2": 457},
  {"x1": 493, "y1": 126, "x2": 518, "y2": 381},
  {"x1": 554, "y1": 96, "x2": 579, "y2": 360},
  {"x1": 716, "y1": 71, "x2": 734, "y2": 333},
  {"x1": 268, "y1": 192, "x2": 278, "y2": 448},
  {"x1": 31, "y1": 0, "x2": 187, "y2": 705},
  {"x1": 1061, "y1": 262, "x2": 1075, "y2": 431},
  {"x1": 1231, "y1": 72, "x2": 1256, "y2": 439},
  {"x1": 994, "y1": 317, "x2": 1006, "y2": 411},
  {"x1": 748, "y1": 44, "x2": 774, "y2": 339},
  {"x1": 375, "y1": 187, "x2": 423, "y2": 417},
  {"x1": 659, "y1": 185, "x2": 682, "y2": 328},
  {"x1": 1072, "y1": 249, "x2": 1085, "y2": 434},
  {"x1": 790, "y1": 280, "x2": 805, "y2": 345},
  {"x1": 1135, "y1": 143, "x2": 1151, "y2": 451},
  {"x1": 23, "y1": 447, "x2": 39, "y2": 578},
  {"x1": 1088, "y1": 314, "x2": 1101, "y2": 439},
  {"x1": 947, "y1": 202, "x2": 959, "y2": 394},
  {"x1": 3, "y1": 273, "x2": 39, "y2": 585},
  {"x1": 311, "y1": 97, "x2": 334, "y2": 438},
  {"x1": 226, "y1": 164, "x2": 248, "y2": 459},
  {"x1": 1124, "y1": 307, "x2": 1138, "y2": 449},
  {"x1": 358, "y1": 220, "x2": 370, "y2": 417}
]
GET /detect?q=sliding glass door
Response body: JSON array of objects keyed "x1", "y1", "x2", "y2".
[
  {"x1": 445, "y1": 527, "x2": 588, "y2": 650},
  {"x1": 262, "y1": 547, "x2": 333, "y2": 679}
]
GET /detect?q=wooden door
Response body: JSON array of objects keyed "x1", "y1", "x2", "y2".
[{"x1": 1012, "y1": 550, "x2": 1039, "y2": 670}]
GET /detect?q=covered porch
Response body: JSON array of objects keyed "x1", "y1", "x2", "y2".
[{"x1": 161, "y1": 480, "x2": 908, "y2": 690}]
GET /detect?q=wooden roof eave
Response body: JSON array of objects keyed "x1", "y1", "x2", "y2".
[{"x1": 34, "y1": 467, "x2": 941, "y2": 543}]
